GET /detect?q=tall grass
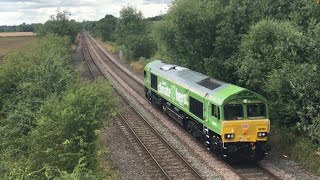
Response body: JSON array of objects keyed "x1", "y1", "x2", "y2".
[{"x1": 269, "y1": 126, "x2": 320, "y2": 175}]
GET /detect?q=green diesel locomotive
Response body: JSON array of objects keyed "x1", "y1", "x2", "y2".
[{"x1": 144, "y1": 60, "x2": 271, "y2": 160}]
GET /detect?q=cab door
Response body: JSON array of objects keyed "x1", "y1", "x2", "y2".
[
  {"x1": 209, "y1": 103, "x2": 222, "y2": 134},
  {"x1": 203, "y1": 93, "x2": 210, "y2": 123}
]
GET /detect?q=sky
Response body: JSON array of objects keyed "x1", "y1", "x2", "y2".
[{"x1": 0, "y1": 0, "x2": 173, "y2": 26}]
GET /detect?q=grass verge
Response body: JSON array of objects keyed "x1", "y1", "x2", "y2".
[
  {"x1": 96, "y1": 39, "x2": 119, "y2": 55},
  {"x1": 269, "y1": 126, "x2": 320, "y2": 175}
]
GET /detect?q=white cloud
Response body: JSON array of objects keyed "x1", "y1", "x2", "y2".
[{"x1": 0, "y1": 0, "x2": 173, "y2": 25}]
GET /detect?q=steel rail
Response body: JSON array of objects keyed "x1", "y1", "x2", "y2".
[
  {"x1": 81, "y1": 34, "x2": 96, "y2": 79},
  {"x1": 82, "y1": 32, "x2": 203, "y2": 180}
]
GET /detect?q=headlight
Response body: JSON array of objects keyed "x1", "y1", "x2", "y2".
[
  {"x1": 225, "y1": 133, "x2": 235, "y2": 139},
  {"x1": 257, "y1": 132, "x2": 268, "y2": 137}
]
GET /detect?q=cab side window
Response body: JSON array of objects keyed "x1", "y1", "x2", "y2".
[{"x1": 212, "y1": 104, "x2": 220, "y2": 119}]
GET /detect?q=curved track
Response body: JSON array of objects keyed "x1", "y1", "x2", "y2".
[
  {"x1": 82, "y1": 32, "x2": 281, "y2": 180},
  {"x1": 82, "y1": 32, "x2": 203, "y2": 180}
]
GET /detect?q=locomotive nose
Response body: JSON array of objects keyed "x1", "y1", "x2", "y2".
[{"x1": 222, "y1": 120, "x2": 269, "y2": 142}]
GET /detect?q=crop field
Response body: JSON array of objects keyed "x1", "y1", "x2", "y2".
[
  {"x1": 0, "y1": 35, "x2": 36, "y2": 59},
  {"x1": 0, "y1": 32, "x2": 36, "y2": 37}
]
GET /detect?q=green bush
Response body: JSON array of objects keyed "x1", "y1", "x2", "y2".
[
  {"x1": 0, "y1": 35, "x2": 72, "y2": 159},
  {"x1": 27, "y1": 80, "x2": 116, "y2": 174},
  {"x1": 95, "y1": 15, "x2": 117, "y2": 41},
  {"x1": 115, "y1": 6, "x2": 157, "y2": 60},
  {"x1": 37, "y1": 11, "x2": 80, "y2": 42},
  {"x1": 236, "y1": 19, "x2": 309, "y2": 92},
  {"x1": 266, "y1": 63, "x2": 320, "y2": 141}
]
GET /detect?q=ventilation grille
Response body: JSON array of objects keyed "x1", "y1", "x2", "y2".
[{"x1": 197, "y1": 78, "x2": 221, "y2": 90}]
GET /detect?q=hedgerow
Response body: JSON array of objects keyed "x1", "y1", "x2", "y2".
[{"x1": 0, "y1": 34, "x2": 117, "y2": 179}]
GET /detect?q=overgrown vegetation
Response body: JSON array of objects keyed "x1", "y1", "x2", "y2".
[
  {"x1": 85, "y1": 0, "x2": 320, "y2": 175},
  {"x1": 158, "y1": 0, "x2": 320, "y2": 174},
  {"x1": 114, "y1": 6, "x2": 157, "y2": 60},
  {"x1": 269, "y1": 126, "x2": 320, "y2": 174},
  {"x1": 0, "y1": 33, "x2": 116, "y2": 179},
  {"x1": 37, "y1": 11, "x2": 81, "y2": 42},
  {"x1": 84, "y1": 6, "x2": 157, "y2": 60}
]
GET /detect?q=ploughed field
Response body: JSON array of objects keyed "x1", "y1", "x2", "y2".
[{"x1": 0, "y1": 32, "x2": 36, "y2": 59}]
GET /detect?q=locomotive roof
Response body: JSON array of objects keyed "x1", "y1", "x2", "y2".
[{"x1": 146, "y1": 60, "x2": 266, "y2": 105}]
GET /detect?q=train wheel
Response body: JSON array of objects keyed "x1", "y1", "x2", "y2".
[
  {"x1": 162, "y1": 104, "x2": 167, "y2": 114},
  {"x1": 145, "y1": 90, "x2": 148, "y2": 99},
  {"x1": 182, "y1": 118, "x2": 188, "y2": 130},
  {"x1": 147, "y1": 91, "x2": 152, "y2": 103}
]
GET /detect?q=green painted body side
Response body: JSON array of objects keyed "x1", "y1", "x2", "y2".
[
  {"x1": 144, "y1": 60, "x2": 268, "y2": 136},
  {"x1": 156, "y1": 75, "x2": 205, "y2": 122}
]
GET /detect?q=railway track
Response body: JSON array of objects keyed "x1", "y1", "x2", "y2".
[
  {"x1": 81, "y1": 34, "x2": 103, "y2": 79},
  {"x1": 82, "y1": 32, "x2": 203, "y2": 180},
  {"x1": 82, "y1": 32, "x2": 280, "y2": 180},
  {"x1": 86, "y1": 32, "x2": 145, "y2": 95}
]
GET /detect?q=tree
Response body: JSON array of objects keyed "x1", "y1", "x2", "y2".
[
  {"x1": 153, "y1": 0, "x2": 265, "y2": 81},
  {"x1": 37, "y1": 11, "x2": 80, "y2": 42},
  {"x1": 236, "y1": 19, "x2": 308, "y2": 92},
  {"x1": 96, "y1": 15, "x2": 117, "y2": 41},
  {"x1": 153, "y1": 0, "x2": 320, "y2": 143},
  {"x1": 115, "y1": 6, "x2": 156, "y2": 60},
  {"x1": 266, "y1": 63, "x2": 320, "y2": 142},
  {"x1": 16, "y1": 23, "x2": 34, "y2": 32}
]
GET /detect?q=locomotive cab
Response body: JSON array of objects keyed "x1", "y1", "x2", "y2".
[
  {"x1": 221, "y1": 101, "x2": 269, "y2": 143},
  {"x1": 217, "y1": 98, "x2": 270, "y2": 159},
  {"x1": 207, "y1": 88, "x2": 271, "y2": 159}
]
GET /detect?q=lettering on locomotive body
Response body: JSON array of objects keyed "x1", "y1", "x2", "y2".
[
  {"x1": 158, "y1": 81, "x2": 171, "y2": 97},
  {"x1": 175, "y1": 88, "x2": 188, "y2": 106}
]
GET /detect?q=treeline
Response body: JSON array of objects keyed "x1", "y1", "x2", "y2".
[
  {"x1": 37, "y1": 11, "x2": 81, "y2": 42},
  {"x1": 0, "y1": 23, "x2": 40, "y2": 32},
  {"x1": 85, "y1": 0, "x2": 320, "y2": 143},
  {"x1": 83, "y1": 7, "x2": 158, "y2": 60},
  {"x1": 0, "y1": 13, "x2": 116, "y2": 179},
  {"x1": 156, "y1": 0, "x2": 320, "y2": 145}
]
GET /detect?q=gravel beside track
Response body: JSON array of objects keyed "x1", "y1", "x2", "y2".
[
  {"x1": 231, "y1": 163, "x2": 278, "y2": 180},
  {"x1": 260, "y1": 156, "x2": 319, "y2": 180},
  {"x1": 71, "y1": 35, "x2": 87, "y2": 74}
]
